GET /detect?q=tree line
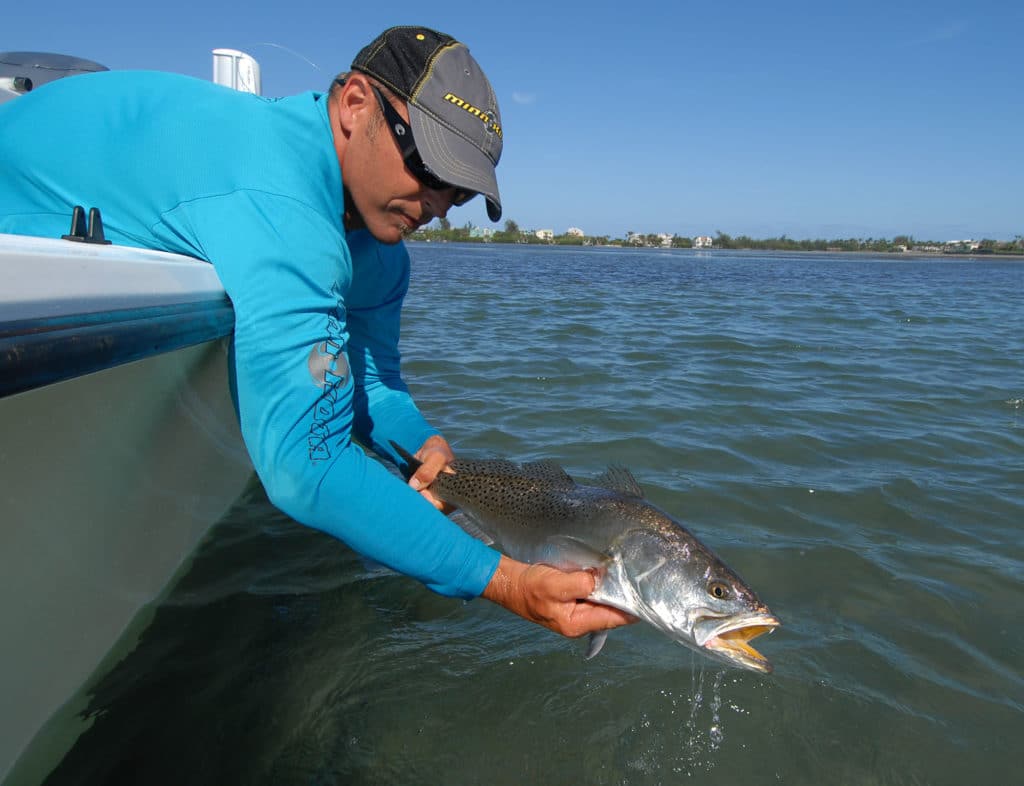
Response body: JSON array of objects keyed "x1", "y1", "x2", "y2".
[{"x1": 411, "y1": 221, "x2": 1024, "y2": 255}]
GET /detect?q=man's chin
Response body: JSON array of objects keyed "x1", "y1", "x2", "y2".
[
  {"x1": 346, "y1": 202, "x2": 414, "y2": 244},
  {"x1": 356, "y1": 218, "x2": 407, "y2": 245},
  {"x1": 387, "y1": 214, "x2": 418, "y2": 243},
  {"x1": 381, "y1": 224, "x2": 409, "y2": 244}
]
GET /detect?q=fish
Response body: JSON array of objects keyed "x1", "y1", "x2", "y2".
[{"x1": 392, "y1": 442, "x2": 780, "y2": 673}]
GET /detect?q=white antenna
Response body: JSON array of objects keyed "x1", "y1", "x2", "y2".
[
  {"x1": 253, "y1": 42, "x2": 321, "y2": 72},
  {"x1": 211, "y1": 49, "x2": 262, "y2": 95}
]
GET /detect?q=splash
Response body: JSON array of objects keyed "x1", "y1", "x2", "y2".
[{"x1": 622, "y1": 663, "x2": 745, "y2": 777}]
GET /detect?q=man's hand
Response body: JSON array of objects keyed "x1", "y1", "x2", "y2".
[
  {"x1": 481, "y1": 555, "x2": 637, "y2": 638},
  {"x1": 407, "y1": 435, "x2": 456, "y2": 513}
]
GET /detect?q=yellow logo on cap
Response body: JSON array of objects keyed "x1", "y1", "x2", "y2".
[{"x1": 443, "y1": 92, "x2": 503, "y2": 139}]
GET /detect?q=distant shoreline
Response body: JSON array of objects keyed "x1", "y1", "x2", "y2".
[{"x1": 406, "y1": 239, "x2": 1023, "y2": 260}]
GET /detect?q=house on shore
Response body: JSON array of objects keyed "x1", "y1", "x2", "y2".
[{"x1": 945, "y1": 239, "x2": 981, "y2": 252}]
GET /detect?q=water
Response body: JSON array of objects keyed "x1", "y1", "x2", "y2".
[{"x1": 21, "y1": 245, "x2": 1024, "y2": 784}]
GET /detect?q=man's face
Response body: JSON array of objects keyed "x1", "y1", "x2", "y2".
[{"x1": 339, "y1": 79, "x2": 459, "y2": 244}]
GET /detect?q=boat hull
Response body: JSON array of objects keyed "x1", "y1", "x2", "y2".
[{"x1": 0, "y1": 233, "x2": 253, "y2": 779}]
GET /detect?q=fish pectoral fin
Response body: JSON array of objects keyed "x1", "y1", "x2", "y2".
[
  {"x1": 544, "y1": 536, "x2": 608, "y2": 571},
  {"x1": 450, "y1": 512, "x2": 496, "y2": 546},
  {"x1": 584, "y1": 631, "x2": 608, "y2": 660}
]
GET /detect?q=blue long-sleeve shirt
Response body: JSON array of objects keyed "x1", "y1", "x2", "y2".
[{"x1": 0, "y1": 70, "x2": 500, "y2": 598}]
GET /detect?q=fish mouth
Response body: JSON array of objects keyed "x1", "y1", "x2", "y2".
[{"x1": 696, "y1": 613, "x2": 781, "y2": 673}]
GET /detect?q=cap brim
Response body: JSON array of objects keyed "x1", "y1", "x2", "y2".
[{"x1": 408, "y1": 105, "x2": 502, "y2": 222}]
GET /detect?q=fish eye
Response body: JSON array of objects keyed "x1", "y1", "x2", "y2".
[{"x1": 708, "y1": 580, "x2": 732, "y2": 600}]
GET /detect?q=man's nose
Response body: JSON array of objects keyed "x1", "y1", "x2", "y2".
[{"x1": 423, "y1": 189, "x2": 453, "y2": 220}]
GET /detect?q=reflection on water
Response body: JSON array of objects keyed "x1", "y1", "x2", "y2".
[{"x1": 14, "y1": 246, "x2": 1024, "y2": 785}]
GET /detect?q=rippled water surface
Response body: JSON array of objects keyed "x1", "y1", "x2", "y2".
[{"x1": 19, "y1": 245, "x2": 1024, "y2": 785}]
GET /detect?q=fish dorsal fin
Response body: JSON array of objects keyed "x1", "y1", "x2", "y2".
[
  {"x1": 593, "y1": 466, "x2": 645, "y2": 498},
  {"x1": 518, "y1": 459, "x2": 575, "y2": 487}
]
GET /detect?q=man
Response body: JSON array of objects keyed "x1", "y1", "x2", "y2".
[{"x1": 0, "y1": 27, "x2": 633, "y2": 639}]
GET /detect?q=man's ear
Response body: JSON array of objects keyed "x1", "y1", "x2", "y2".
[{"x1": 335, "y1": 74, "x2": 374, "y2": 135}]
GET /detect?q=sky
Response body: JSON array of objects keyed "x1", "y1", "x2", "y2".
[{"x1": 6, "y1": 0, "x2": 1022, "y2": 241}]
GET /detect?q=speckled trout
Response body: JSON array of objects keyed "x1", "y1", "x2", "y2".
[{"x1": 392, "y1": 443, "x2": 780, "y2": 673}]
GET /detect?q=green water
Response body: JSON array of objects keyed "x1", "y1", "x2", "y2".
[{"x1": 19, "y1": 245, "x2": 1024, "y2": 785}]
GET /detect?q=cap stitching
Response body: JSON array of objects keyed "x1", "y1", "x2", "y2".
[
  {"x1": 416, "y1": 112, "x2": 497, "y2": 203},
  {"x1": 422, "y1": 119, "x2": 478, "y2": 182},
  {"x1": 409, "y1": 41, "x2": 461, "y2": 101},
  {"x1": 355, "y1": 27, "x2": 455, "y2": 103},
  {"x1": 408, "y1": 44, "x2": 501, "y2": 157},
  {"x1": 411, "y1": 93, "x2": 501, "y2": 164}
]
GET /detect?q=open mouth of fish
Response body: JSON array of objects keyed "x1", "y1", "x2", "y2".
[{"x1": 698, "y1": 614, "x2": 781, "y2": 673}]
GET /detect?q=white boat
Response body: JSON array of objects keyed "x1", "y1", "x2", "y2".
[{"x1": 0, "y1": 50, "x2": 262, "y2": 782}]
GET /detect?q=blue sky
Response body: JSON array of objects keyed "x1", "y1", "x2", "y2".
[{"x1": 7, "y1": 0, "x2": 1022, "y2": 240}]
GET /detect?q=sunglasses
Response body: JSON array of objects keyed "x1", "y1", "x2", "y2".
[{"x1": 369, "y1": 86, "x2": 476, "y2": 206}]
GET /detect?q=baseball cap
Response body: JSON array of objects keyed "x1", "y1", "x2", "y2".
[{"x1": 352, "y1": 26, "x2": 503, "y2": 221}]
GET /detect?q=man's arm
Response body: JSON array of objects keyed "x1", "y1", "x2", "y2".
[
  {"x1": 166, "y1": 193, "x2": 499, "y2": 598},
  {"x1": 344, "y1": 232, "x2": 437, "y2": 467}
]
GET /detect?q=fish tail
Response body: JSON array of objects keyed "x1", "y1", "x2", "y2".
[{"x1": 389, "y1": 440, "x2": 422, "y2": 480}]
